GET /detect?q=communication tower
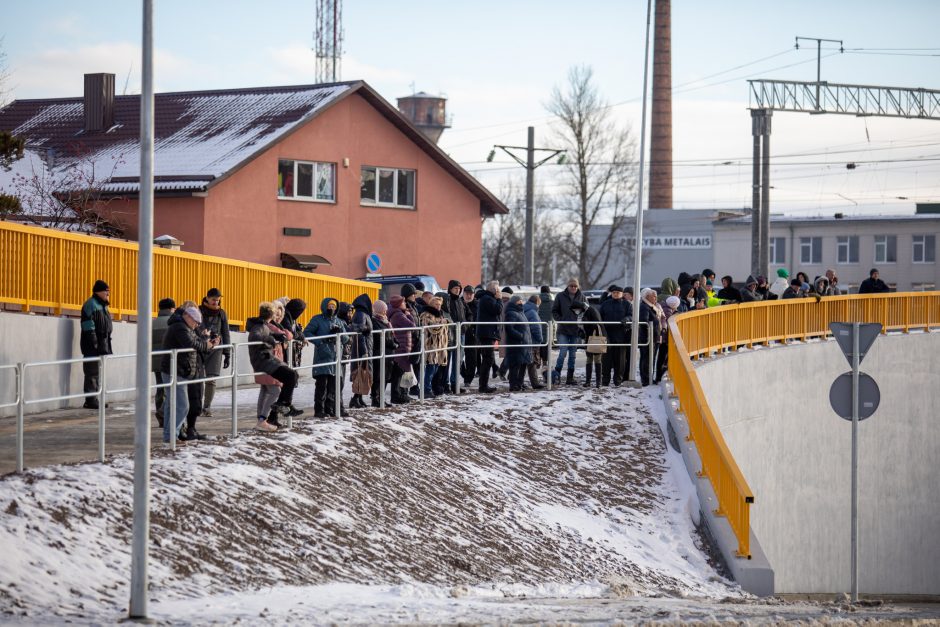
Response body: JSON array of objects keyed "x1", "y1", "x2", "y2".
[{"x1": 314, "y1": 0, "x2": 343, "y2": 83}]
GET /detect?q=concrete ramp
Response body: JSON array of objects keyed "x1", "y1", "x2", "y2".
[{"x1": 695, "y1": 332, "x2": 940, "y2": 595}]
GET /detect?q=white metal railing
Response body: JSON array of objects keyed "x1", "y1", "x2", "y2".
[{"x1": 4, "y1": 314, "x2": 657, "y2": 473}]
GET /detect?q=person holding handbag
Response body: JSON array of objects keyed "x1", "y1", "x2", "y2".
[
  {"x1": 388, "y1": 295, "x2": 416, "y2": 404},
  {"x1": 571, "y1": 301, "x2": 605, "y2": 388}
]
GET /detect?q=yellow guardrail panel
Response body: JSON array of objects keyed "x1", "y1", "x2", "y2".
[
  {"x1": 668, "y1": 292, "x2": 940, "y2": 558},
  {"x1": 0, "y1": 221, "x2": 379, "y2": 326}
]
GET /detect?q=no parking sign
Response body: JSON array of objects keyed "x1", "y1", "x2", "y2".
[{"x1": 366, "y1": 252, "x2": 382, "y2": 274}]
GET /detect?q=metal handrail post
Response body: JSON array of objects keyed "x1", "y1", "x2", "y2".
[
  {"x1": 379, "y1": 328, "x2": 387, "y2": 409},
  {"x1": 98, "y1": 355, "x2": 107, "y2": 463},
  {"x1": 545, "y1": 323, "x2": 553, "y2": 391},
  {"x1": 419, "y1": 327, "x2": 426, "y2": 401},
  {"x1": 169, "y1": 351, "x2": 178, "y2": 451},
  {"x1": 285, "y1": 340, "x2": 294, "y2": 429},
  {"x1": 455, "y1": 323, "x2": 463, "y2": 395},
  {"x1": 230, "y1": 344, "x2": 239, "y2": 437},
  {"x1": 16, "y1": 363, "x2": 24, "y2": 473},
  {"x1": 334, "y1": 334, "x2": 342, "y2": 419}
]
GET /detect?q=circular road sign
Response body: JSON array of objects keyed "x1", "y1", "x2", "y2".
[
  {"x1": 829, "y1": 372, "x2": 880, "y2": 421},
  {"x1": 366, "y1": 252, "x2": 382, "y2": 274}
]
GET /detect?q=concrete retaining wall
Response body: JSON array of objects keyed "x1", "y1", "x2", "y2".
[
  {"x1": 0, "y1": 312, "x2": 276, "y2": 417},
  {"x1": 694, "y1": 333, "x2": 940, "y2": 595}
]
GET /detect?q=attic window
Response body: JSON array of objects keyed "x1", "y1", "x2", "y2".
[
  {"x1": 278, "y1": 159, "x2": 335, "y2": 202},
  {"x1": 360, "y1": 166, "x2": 415, "y2": 209}
]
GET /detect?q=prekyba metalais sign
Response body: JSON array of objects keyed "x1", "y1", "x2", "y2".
[{"x1": 623, "y1": 235, "x2": 712, "y2": 249}]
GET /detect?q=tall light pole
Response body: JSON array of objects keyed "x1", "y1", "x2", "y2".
[
  {"x1": 129, "y1": 0, "x2": 154, "y2": 618},
  {"x1": 627, "y1": 0, "x2": 654, "y2": 384}
]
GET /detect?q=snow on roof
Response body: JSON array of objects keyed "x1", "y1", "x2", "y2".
[
  {"x1": 716, "y1": 213, "x2": 940, "y2": 226},
  {"x1": 0, "y1": 82, "x2": 355, "y2": 193}
]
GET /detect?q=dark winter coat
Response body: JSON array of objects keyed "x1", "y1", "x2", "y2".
[
  {"x1": 537, "y1": 293, "x2": 554, "y2": 324},
  {"x1": 349, "y1": 294, "x2": 374, "y2": 364},
  {"x1": 462, "y1": 297, "x2": 477, "y2": 340},
  {"x1": 246, "y1": 316, "x2": 288, "y2": 375},
  {"x1": 160, "y1": 315, "x2": 212, "y2": 380},
  {"x1": 446, "y1": 291, "x2": 467, "y2": 327},
  {"x1": 573, "y1": 305, "x2": 604, "y2": 339},
  {"x1": 389, "y1": 307, "x2": 416, "y2": 371},
  {"x1": 80, "y1": 294, "x2": 113, "y2": 357},
  {"x1": 782, "y1": 286, "x2": 803, "y2": 299},
  {"x1": 637, "y1": 300, "x2": 661, "y2": 346},
  {"x1": 475, "y1": 291, "x2": 503, "y2": 342},
  {"x1": 858, "y1": 277, "x2": 889, "y2": 294},
  {"x1": 198, "y1": 302, "x2": 231, "y2": 358},
  {"x1": 151, "y1": 310, "x2": 173, "y2": 371},
  {"x1": 523, "y1": 301, "x2": 544, "y2": 345},
  {"x1": 371, "y1": 314, "x2": 398, "y2": 360},
  {"x1": 552, "y1": 289, "x2": 586, "y2": 323},
  {"x1": 716, "y1": 276, "x2": 743, "y2": 303},
  {"x1": 599, "y1": 297, "x2": 631, "y2": 344},
  {"x1": 504, "y1": 302, "x2": 533, "y2": 367},
  {"x1": 304, "y1": 298, "x2": 348, "y2": 377}
]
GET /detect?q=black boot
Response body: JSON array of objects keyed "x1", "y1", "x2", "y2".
[
  {"x1": 583, "y1": 364, "x2": 593, "y2": 387},
  {"x1": 595, "y1": 363, "x2": 602, "y2": 388},
  {"x1": 527, "y1": 364, "x2": 545, "y2": 389},
  {"x1": 565, "y1": 368, "x2": 575, "y2": 385},
  {"x1": 186, "y1": 427, "x2": 208, "y2": 441}
]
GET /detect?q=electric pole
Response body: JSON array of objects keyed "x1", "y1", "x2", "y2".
[
  {"x1": 489, "y1": 129, "x2": 564, "y2": 284},
  {"x1": 795, "y1": 36, "x2": 843, "y2": 110}
]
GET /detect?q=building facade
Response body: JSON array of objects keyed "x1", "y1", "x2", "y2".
[
  {"x1": 0, "y1": 77, "x2": 507, "y2": 285},
  {"x1": 712, "y1": 211, "x2": 940, "y2": 291}
]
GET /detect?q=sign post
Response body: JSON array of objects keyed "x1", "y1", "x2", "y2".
[{"x1": 828, "y1": 321, "x2": 882, "y2": 603}]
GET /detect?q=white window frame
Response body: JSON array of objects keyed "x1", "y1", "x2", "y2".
[
  {"x1": 836, "y1": 235, "x2": 859, "y2": 264},
  {"x1": 360, "y1": 165, "x2": 416, "y2": 209},
  {"x1": 912, "y1": 234, "x2": 936, "y2": 264},
  {"x1": 800, "y1": 237, "x2": 821, "y2": 265},
  {"x1": 769, "y1": 237, "x2": 785, "y2": 264},
  {"x1": 277, "y1": 159, "x2": 336, "y2": 203},
  {"x1": 874, "y1": 235, "x2": 897, "y2": 264}
]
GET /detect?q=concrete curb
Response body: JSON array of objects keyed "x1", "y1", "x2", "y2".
[{"x1": 659, "y1": 379, "x2": 775, "y2": 597}]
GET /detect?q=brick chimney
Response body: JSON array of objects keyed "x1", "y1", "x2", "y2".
[
  {"x1": 83, "y1": 73, "x2": 115, "y2": 133},
  {"x1": 649, "y1": 0, "x2": 673, "y2": 210}
]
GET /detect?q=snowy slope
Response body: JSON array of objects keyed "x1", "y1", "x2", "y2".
[{"x1": 0, "y1": 387, "x2": 737, "y2": 622}]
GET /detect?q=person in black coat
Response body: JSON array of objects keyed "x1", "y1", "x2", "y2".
[
  {"x1": 570, "y1": 300, "x2": 604, "y2": 387},
  {"x1": 551, "y1": 278, "x2": 586, "y2": 384},
  {"x1": 858, "y1": 268, "x2": 890, "y2": 294},
  {"x1": 445, "y1": 280, "x2": 466, "y2": 392},
  {"x1": 461, "y1": 285, "x2": 479, "y2": 388},
  {"x1": 637, "y1": 289, "x2": 662, "y2": 386},
  {"x1": 504, "y1": 295, "x2": 533, "y2": 391},
  {"x1": 160, "y1": 306, "x2": 219, "y2": 443},
  {"x1": 475, "y1": 281, "x2": 503, "y2": 393},
  {"x1": 197, "y1": 287, "x2": 231, "y2": 418},
  {"x1": 598, "y1": 285, "x2": 631, "y2": 386},
  {"x1": 348, "y1": 294, "x2": 374, "y2": 409},
  {"x1": 716, "y1": 276, "x2": 743, "y2": 303},
  {"x1": 79, "y1": 279, "x2": 113, "y2": 409}
]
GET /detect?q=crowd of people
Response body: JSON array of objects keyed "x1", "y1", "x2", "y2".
[{"x1": 73, "y1": 265, "x2": 892, "y2": 441}]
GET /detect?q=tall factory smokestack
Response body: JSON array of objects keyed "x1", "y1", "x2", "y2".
[{"x1": 649, "y1": 0, "x2": 673, "y2": 210}]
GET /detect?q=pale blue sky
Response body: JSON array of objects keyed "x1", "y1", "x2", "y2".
[{"x1": 3, "y1": 0, "x2": 940, "y2": 213}]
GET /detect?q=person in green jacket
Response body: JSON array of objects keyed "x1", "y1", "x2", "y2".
[{"x1": 80, "y1": 280, "x2": 113, "y2": 409}]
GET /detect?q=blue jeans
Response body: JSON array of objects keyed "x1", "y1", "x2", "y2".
[
  {"x1": 555, "y1": 333, "x2": 579, "y2": 371},
  {"x1": 424, "y1": 364, "x2": 439, "y2": 396},
  {"x1": 162, "y1": 373, "x2": 190, "y2": 442}
]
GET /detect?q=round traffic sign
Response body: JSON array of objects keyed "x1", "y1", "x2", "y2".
[
  {"x1": 366, "y1": 252, "x2": 381, "y2": 273},
  {"x1": 829, "y1": 372, "x2": 880, "y2": 421}
]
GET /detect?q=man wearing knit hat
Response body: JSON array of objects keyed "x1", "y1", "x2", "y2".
[{"x1": 80, "y1": 280, "x2": 113, "y2": 409}]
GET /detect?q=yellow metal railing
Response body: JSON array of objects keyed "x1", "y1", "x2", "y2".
[
  {"x1": 0, "y1": 221, "x2": 378, "y2": 327},
  {"x1": 667, "y1": 292, "x2": 940, "y2": 558}
]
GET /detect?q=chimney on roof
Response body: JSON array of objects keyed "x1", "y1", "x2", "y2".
[
  {"x1": 649, "y1": 0, "x2": 673, "y2": 210},
  {"x1": 83, "y1": 73, "x2": 115, "y2": 133}
]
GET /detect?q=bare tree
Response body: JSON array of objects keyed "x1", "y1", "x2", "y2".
[
  {"x1": 482, "y1": 178, "x2": 576, "y2": 285},
  {"x1": 10, "y1": 147, "x2": 128, "y2": 236},
  {"x1": 546, "y1": 65, "x2": 638, "y2": 288},
  {"x1": 0, "y1": 36, "x2": 9, "y2": 108}
]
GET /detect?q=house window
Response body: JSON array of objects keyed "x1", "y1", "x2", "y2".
[
  {"x1": 277, "y1": 159, "x2": 336, "y2": 202},
  {"x1": 874, "y1": 235, "x2": 897, "y2": 264},
  {"x1": 769, "y1": 237, "x2": 786, "y2": 264},
  {"x1": 360, "y1": 166, "x2": 416, "y2": 208},
  {"x1": 912, "y1": 235, "x2": 935, "y2": 263},
  {"x1": 837, "y1": 236, "x2": 859, "y2": 264},
  {"x1": 800, "y1": 237, "x2": 821, "y2": 265}
]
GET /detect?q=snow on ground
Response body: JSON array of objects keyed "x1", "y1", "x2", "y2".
[{"x1": 0, "y1": 385, "x2": 937, "y2": 624}]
